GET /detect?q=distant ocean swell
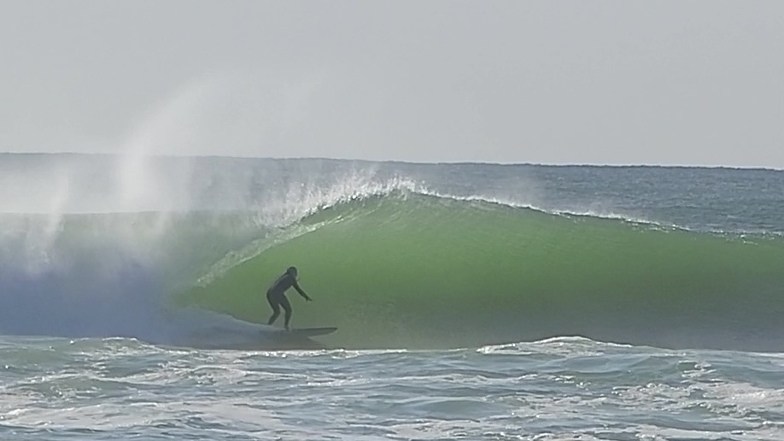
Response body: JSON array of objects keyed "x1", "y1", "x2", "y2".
[{"x1": 181, "y1": 192, "x2": 784, "y2": 351}]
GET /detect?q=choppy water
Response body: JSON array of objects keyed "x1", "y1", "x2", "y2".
[
  {"x1": 1, "y1": 155, "x2": 783, "y2": 439},
  {"x1": 3, "y1": 337, "x2": 784, "y2": 440}
]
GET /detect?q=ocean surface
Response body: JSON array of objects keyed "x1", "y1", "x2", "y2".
[{"x1": 1, "y1": 154, "x2": 783, "y2": 440}]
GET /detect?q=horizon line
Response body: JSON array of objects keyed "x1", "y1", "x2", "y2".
[{"x1": 0, "y1": 150, "x2": 781, "y2": 171}]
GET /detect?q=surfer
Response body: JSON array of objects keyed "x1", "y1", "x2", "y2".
[{"x1": 266, "y1": 266, "x2": 312, "y2": 330}]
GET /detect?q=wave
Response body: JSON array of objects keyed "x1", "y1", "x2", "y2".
[
  {"x1": 179, "y1": 192, "x2": 784, "y2": 351},
  {"x1": 3, "y1": 156, "x2": 783, "y2": 351}
]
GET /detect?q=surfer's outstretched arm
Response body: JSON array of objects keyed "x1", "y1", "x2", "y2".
[{"x1": 293, "y1": 282, "x2": 312, "y2": 301}]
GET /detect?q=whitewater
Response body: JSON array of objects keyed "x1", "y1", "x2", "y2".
[{"x1": 1, "y1": 154, "x2": 783, "y2": 440}]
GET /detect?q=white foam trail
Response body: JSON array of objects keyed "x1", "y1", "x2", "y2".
[{"x1": 412, "y1": 186, "x2": 661, "y2": 227}]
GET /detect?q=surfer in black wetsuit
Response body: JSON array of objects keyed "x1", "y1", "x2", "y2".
[{"x1": 266, "y1": 266, "x2": 312, "y2": 330}]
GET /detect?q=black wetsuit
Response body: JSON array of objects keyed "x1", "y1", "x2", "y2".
[{"x1": 266, "y1": 271, "x2": 309, "y2": 329}]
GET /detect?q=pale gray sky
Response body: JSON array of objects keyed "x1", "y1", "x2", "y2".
[{"x1": 1, "y1": 1, "x2": 782, "y2": 167}]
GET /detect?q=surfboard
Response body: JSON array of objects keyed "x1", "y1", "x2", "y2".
[
  {"x1": 266, "y1": 327, "x2": 338, "y2": 337},
  {"x1": 286, "y1": 327, "x2": 338, "y2": 337}
]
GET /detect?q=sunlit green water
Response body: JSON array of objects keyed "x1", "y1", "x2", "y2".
[{"x1": 181, "y1": 193, "x2": 784, "y2": 350}]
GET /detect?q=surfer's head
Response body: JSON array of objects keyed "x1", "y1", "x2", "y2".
[{"x1": 286, "y1": 266, "x2": 298, "y2": 278}]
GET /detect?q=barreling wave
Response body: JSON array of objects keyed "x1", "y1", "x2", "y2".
[{"x1": 178, "y1": 191, "x2": 784, "y2": 352}]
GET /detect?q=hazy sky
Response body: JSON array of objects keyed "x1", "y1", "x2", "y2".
[{"x1": 1, "y1": 1, "x2": 782, "y2": 167}]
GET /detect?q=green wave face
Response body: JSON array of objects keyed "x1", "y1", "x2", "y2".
[{"x1": 180, "y1": 194, "x2": 784, "y2": 350}]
